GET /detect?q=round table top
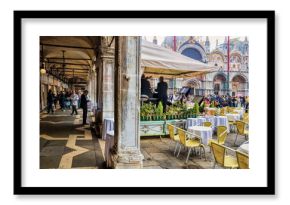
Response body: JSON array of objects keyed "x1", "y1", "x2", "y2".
[
  {"x1": 238, "y1": 142, "x2": 249, "y2": 154},
  {"x1": 104, "y1": 118, "x2": 114, "y2": 122},
  {"x1": 216, "y1": 115, "x2": 227, "y2": 119},
  {"x1": 107, "y1": 130, "x2": 114, "y2": 136},
  {"x1": 188, "y1": 126, "x2": 212, "y2": 132},
  {"x1": 226, "y1": 113, "x2": 240, "y2": 117}
]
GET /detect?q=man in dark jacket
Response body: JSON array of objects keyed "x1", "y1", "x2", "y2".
[
  {"x1": 141, "y1": 74, "x2": 152, "y2": 98},
  {"x1": 80, "y1": 90, "x2": 89, "y2": 125},
  {"x1": 47, "y1": 89, "x2": 54, "y2": 114},
  {"x1": 59, "y1": 91, "x2": 65, "y2": 111},
  {"x1": 156, "y1": 76, "x2": 168, "y2": 113}
]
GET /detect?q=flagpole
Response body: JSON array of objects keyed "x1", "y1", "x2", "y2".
[
  {"x1": 227, "y1": 36, "x2": 230, "y2": 95},
  {"x1": 173, "y1": 36, "x2": 177, "y2": 94}
]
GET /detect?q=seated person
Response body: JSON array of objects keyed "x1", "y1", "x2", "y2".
[{"x1": 141, "y1": 74, "x2": 152, "y2": 98}]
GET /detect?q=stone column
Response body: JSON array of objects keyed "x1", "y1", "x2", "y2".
[
  {"x1": 96, "y1": 37, "x2": 115, "y2": 120},
  {"x1": 112, "y1": 36, "x2": 143, "y2": 169}
]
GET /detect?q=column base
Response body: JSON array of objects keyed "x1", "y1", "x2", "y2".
[{"x1": 111, "y1": 150, "x2": 143, "y2": 169}]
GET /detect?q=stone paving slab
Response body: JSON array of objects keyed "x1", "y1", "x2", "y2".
[
  {"x1": 75, "y1": 141, "x2": 95, "y2": 150},
  {"x1": 40, "y1": 156, "x2": 62, "y2": 169},
  {"x1": 41, "y1": 116, "x2": 74, "y2": 122},
  {"x1": 72, "y1": 151, "x2": 97, "y2": 168},
  {"x1": 40, "y1": 138, "x2": 48, "y2": 150},
  {"x1": 141, "y1": 150, "x2": 152, "y2": 160},
  {"x1": 63, "y1": 147, "x2": 76, "y2": 155},
  {"x1": 143, "y1": 147, "x2": 162, "y2": 153},
  {"x1": 45, "y1": 140, "x2": 67, "y2": 147},
  {"x1": 150, "y1": 152, "x2": 169, "y2": 161},
  {"x1": 143, "y1": 159, "x2": 160, "y2": 167},
  {"x1": 40, "y1": 146, "x2": 65, "y2": 157}
]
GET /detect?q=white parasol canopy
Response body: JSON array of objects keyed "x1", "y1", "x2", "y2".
[{"x1": 141, "y1": 40, "x2": 217, "y2": 78}]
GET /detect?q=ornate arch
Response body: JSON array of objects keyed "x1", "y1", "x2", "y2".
[
  {"x1": 183, "y1": 78, "x2": 201, "y2": 88},
  {"x1": 213, "y1": 72, "x2": 227, "y2": 82},
  {"x1": 212, "y1": 73, "x2": 227, "y2": 94},
  {"x1": 210, "y1": 49, "x2": 226, "y2": 62},
  {"x1": 231, "y1": 74, "x2": 248, "y2": 95},
  {"x1": 230, "y1": 50, "x2": 242, "y2": 63},
  {"x1": 178, "y1": 43, "x2": 207, "y2": 62},
  {"x1": 231, "y1": 74, "x2": 248, "y2": 82}
]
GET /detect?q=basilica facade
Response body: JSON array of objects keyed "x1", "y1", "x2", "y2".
[{"x1": 158, "y1": 36, "x2": 249, "y2": 97}]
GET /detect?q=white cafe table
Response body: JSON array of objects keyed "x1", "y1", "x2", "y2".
[
  {"x1": 226, "y1": 113, "x2": 240, "y2": 122},
  {"x1": 215, "y1": 116, "x2": 230, "y2": 133},
  {"x1": 105, "y1": 130, "x2": 115, "y2": 168},
  {"x1": 201, "y1": 115, "x2": 215, "y2": 129},
  {"x1": 237, "y1": 141, "x2": 249, "y2": 154},
  {"x1": 186, "y1": 117, "x2": 206, "y2": 129},
  {"x1": 187, "y1": 126, "x2": 213, "y2": 145},
  {"x1": 102, "y1": 118, "x2": 114, "y2": 140},
  {"x1": 233, "y1": 108, "x2": 245, "y2": 119}
]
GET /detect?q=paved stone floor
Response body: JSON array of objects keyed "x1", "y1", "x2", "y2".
[
  {"x1": 40, "y1": 108, "x2": 106, "y2": 169},
  {"x1": 40, "y1": 108, "x2": 248, "y2": 169}
]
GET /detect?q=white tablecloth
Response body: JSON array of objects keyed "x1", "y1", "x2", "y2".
[
  {"x1": 105, "y1": 130, "x2": 114, "y2": 167},
  {"x1": 226, "y1": 113, "x2": 240, "y2": 122},
  {"x1": 202, "y1": 116, "x2": 215, "y2": 128},
  {"x1": 102, "y1": 118, "x2": 114, "y2": 140},
  {"x1": 188, "y1": 126, "x2": 213, "y2": 145},
  {"x1": 237, "y1": 141, "x2": 249, "y2": 154},
  {"x1": 215, "y1": 116, "x2": 230, "y2": 133},
  {"x1": 233, "y1": 108, "x2": 245, "y2": 119},
  {"x1": 186, "y1": 118, "x2": 206, "y2": 129}
]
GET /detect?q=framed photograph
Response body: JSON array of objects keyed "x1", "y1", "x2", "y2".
[{"x1": 14, "y1": 10, "x2": 275, "y2": 195}]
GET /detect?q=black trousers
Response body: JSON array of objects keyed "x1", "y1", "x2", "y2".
[
  {"x1": 83, "y1": 108, "x2": 87, "y2": 124},
  {"x1": 160, "y1": 97, "x2": 167, "y2": 113},
  {"x1": 47, "y1": 103, "x2": 54, "y2": 114},
  {"x1": 71, "y1": 105, "x2": 78, "y2": 115}
]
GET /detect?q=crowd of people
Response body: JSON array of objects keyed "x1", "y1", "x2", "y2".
[
  {"x1": 46, "y1": 89, "x2": 90, "y2": 125},
  {"x1": 141, "y1": 75, "x2": 249, "y2": 113},
  {"x1": 201, "y1": 94, "x2": 249, "y2": 109}
]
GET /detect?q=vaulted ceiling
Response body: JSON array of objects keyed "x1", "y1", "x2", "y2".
[{"x1": 40, "y1": 36, "x2": 99, "y2": 85}]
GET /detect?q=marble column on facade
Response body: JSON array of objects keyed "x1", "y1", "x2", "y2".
[
  {"x1": 88, "y1": 69, "x2": 96, "y2": 106},
  {"x1": 111, "y1": 36, "x2": 143, "y2": 169},
  {"x1": 96, "y1": 37, "x2": 115, "y2": 121}
]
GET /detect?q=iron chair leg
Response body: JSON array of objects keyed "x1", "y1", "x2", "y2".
[
  {"x1": 177, "y1": 144, "x2": 182, "y2": 157},
  {"x1": 173, "y1": 142, "x2": 179, "y2": 156},
  {"x1": 202, "y1": 145, "x2": 206, "y2": 161},
  {"x1": 185, "y1": 148, "x2": 192, "y2": 164},
  {"x1": 234, "y1": 134, "x2": 238, "y2": 145}
]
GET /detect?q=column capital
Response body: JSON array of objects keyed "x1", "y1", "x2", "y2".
[{"x1": 100, "y1": 36, "x2": 115, "y2": 59}]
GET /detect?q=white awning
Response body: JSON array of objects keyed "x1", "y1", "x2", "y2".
[{"x1": 141, "y1": 40, "x2": 217, "y2": 78}]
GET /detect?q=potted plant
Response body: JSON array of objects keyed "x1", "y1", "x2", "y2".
[
  {"x1": 155, "y1": 101, "x2": 163, "y2": 121},
  {"x1": 140, "y1": 102, "x2": 155, "y2": 121},
  {"x1": 210, "y1": 101, "x2": 215, "y2": 108},
  {"x1": 199, "y1": 101, "x2": 205, "y2": 113},
  {"x1": 193, "y1": 100, "x2": 200, "y2": 116}
]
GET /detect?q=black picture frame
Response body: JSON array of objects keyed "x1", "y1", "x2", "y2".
[{"x1": 14, "y1": 10, "x2": 275, "y2": 195}]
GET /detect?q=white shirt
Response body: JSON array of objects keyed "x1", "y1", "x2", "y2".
[{"x1": 71, "y1": 94, "x2": 79, "y2": 106}]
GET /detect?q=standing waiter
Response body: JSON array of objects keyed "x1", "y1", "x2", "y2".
[
  {"x1": 156, "y1": 76, "x2": 168, "y2": 113},
  {"x1": 80, "y1": 90, "x2": 89, "y2": 125}
]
